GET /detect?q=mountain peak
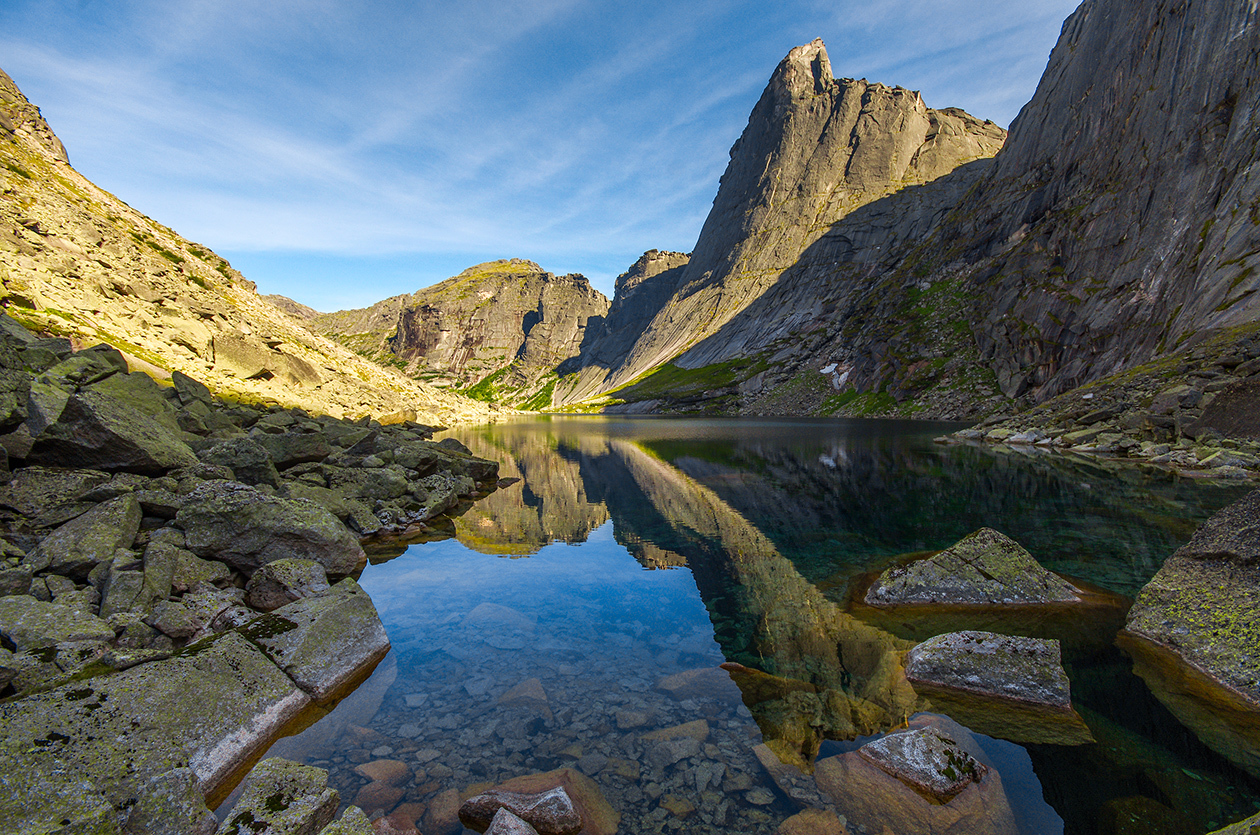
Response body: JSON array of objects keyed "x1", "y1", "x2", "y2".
[{"x1": 774, "y1": 38, "x2": 834, "y2": 98}]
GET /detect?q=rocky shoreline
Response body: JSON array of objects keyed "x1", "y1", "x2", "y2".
[{"x1": 0, "y1": 311, "x2": 500, "y2": 833}]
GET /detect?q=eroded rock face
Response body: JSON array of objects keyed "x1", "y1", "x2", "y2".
[
  {"x1": 865, "y1": 528, "x2": 1082, "y2": 606},
  {"x1": 312, "y1": 260, "x2": 610, "y2": 408}
]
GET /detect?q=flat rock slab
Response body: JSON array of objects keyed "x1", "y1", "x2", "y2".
[
  {"x1": 482, "y1": 769, "x2": 620, "y2": 835},
  {"x1": 247, "y1": 578, "x2": 390, "y2": 702},
  {"x1": 858, "y1": 728, "x2": 985, "y2": 802},
  {"x1": 177, "y1": 481, "x2": 366, "y2": 578},
  {"x1": 0, "y1": 631, "x2": 310, "y2": 832},
  {"x1": 865, "y1": 527, "x2": 1082, "y2": 606},
  {"x1": 0, "y1": 466, "x2": 109, "y2": 517},
  {"x1": 906, "y1": 631, "x2": 1072, "y2": 709}
]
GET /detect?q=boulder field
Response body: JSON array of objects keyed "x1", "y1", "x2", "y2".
[{"x1": 0, "y1": 312, "x2": 500, "y2": 833}]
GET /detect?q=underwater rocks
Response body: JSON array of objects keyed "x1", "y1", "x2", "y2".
[{"x1": 865, "y1": 527, "x2": 1082, "y2": 606}]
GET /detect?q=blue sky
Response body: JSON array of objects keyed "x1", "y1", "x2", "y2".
[{"x1": 0, "y1": 0, "x2": 1080, "y2": 311}]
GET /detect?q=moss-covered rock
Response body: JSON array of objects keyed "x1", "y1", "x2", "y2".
[
  {"x1": 25, "y1": 495, "x2": 142, "y2": 579},
  {"x1": 865, "y1": 527, "x2": 1083, "y2": 606},
  {"x1": 248, "y1": 578, "x2": 389, "y2": 702},
  {"x1": 216, "y1": 757, "x2": 338, "y2": 835},
  {"x1": 245, "y1": 558, "x2": 330, "y2": 613},
  {"x1": 176, "y1": 481, "x2": 365, "y2": 578},
  {"x1": 0, "y1": 594, "x2": 115, "y2": 650}
]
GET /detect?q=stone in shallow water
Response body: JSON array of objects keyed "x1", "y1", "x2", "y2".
[
  {"x1": 499, "y1": 677, "x2": 552, "y2": 720},
  {"x1": 654, "y1": 666, "x2": 740, "y2": 701},
  {"x1": 815, "y1": 727, "x2": 1019, "y2": 835},
  {"x1": 865, "y1": 527, "x2": 1082, "y2": 606},
  {"x1": 858, "y1": 728, "x2": 985, "y2": 802},
  {"x1": 460, "y1": 786, "x2": 582, "y2": 835},
  {"x1": 485, "y1": 808, "x2": 540, "y2": 835},
  {"x1": 776, "y1": 808, "x2": 847, "y2": 835},
  {"x1": 906, "y1": 631, "x2": 1072, "y2": 708},
  {"x1": 467, "y1": 770, "x2": 619, "y2": 835},
  {"x1": 354, "y1": 758, "x2": 411, "y2": 786}
]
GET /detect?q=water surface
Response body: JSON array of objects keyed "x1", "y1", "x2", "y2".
[{"x1": 272, "y1": 416, "x2": 1260, "y2": 835}]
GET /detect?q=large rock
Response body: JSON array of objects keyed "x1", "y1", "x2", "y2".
[
  {"x1": 254, "y1": 431, "x2": 331, "y2": 470},
  {"x1": 815, "y1": 727, "x2": 1018, "y2": 835},
  {"x1": 0, "y1": 631, "x2": 311, "y2": 832},
  {"x1": 865, "y1": 528, "x2": 1082, "y2": 606},
  {"x1": 200, "y1": 437, "x2": 280, "y2": 487},
  {"x1": 245, "y1": 558, "x2": 331, "y2": 612},
  {"x1": 0, "y1": 594, "x2": 115, "y2": 650},
  {"x1": 1123, "y1": 489, "x2": 1260, "y2": 776},
  {"x1": 24, "y1": 494, "x2": 142, "y2": 578},
  {"x1": 246, "y1": 578, "x2": 390, "y2": 702},
  {"x1": 217, "y1": 757, "x2": 338, "y2": 835},
  {"x1": 905, "y1": 631, "x2": 1093, "y2": 746},
  {"x1": 27, "y1": 386, "x2": 198, "y2": 474},
  {"x1": 177, "y1": 481, "x2": 366, "y2": 578},
  {"x1": 0, "y1": 465, "x2": 110, "y2": 517}
]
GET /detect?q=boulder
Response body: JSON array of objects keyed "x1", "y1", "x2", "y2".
[
  {"x1": 200, "y1": 437, "x2": 280, "y2": 487},
  {"x1": 424, "y1": 788, "x2": 463, "y2": 835},
  {"x1": 176, "y1": 481, "x2": 366, "y2": 578},
  {"x1": 0, "y1": 465, "x2": 110, "y2": 517},
  {"x1": 25, "y1": 495, "x2": 142, "y2": 579},
  {"x1": 353, "y1": 759, "x2": 411, "y2": 787},
  {"x1": 0, "y1": 594, "x2": 115, "y2": 650},
  {"x1": 481, "y1": 769, "x2": 619, "y2": 835},
  {"x1": 217, "y1": 757, "x2": 339, "y2": 835},
  {"x1": 906, "y1": 631, "x2": 1073, "y2": 708},
  {"x1": 0, "y1": 631, "x2": 311, "y2": 829},
  {"x1": 319, "y1": 807, "x2": 375, "y2": 835},
  {"x1": 865, "y1": 528, "x2": 1082, "y2": 606},
  {"x1": 172, "y1": 370, "x2": 213, "y2": 408},
  {"x1": 27, "y1": 386, "x2": 198, "y2": 474},
  {"x1": 1123, "y1": 489, "x2": 1260, "y2": 776},
  {"x1": 245, "y1": 578, "x2": 390, "y2": 702},
  {"x1": 459, "y1": 786, "x2": 582, "y2": 835},
  {"x1": 815, "y1": 727, "x2": 1018, "y2": 835},
  {"x1": 246, "y1": 558, "x2": 331, "y2": 612},
  {"x1": 255, "y1": 431, "x2": 331, "y2": 470}
]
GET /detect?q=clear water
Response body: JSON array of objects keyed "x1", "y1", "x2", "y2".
[{"x1": 268, "y1": 416, "x2": 1260, "y2": 835}]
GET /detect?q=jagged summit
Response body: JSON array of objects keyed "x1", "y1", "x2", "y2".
[{"x1": 773, "y1": 38, "x2": 834, "y2": 99}]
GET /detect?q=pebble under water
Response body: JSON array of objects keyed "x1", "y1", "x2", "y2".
[{"x1": 264, "y1": 416, "x2": 1260, "y2": 835}]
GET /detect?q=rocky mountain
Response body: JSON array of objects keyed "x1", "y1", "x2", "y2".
[
  {"x1": 553, "y1": 39, "x2": 1007, "y2": 410},
  {"x1": 309, "y1": 260, "x2": 609, "y2": 409},
  {"x1": 0, "y1": 69, "x2": 491, "y2": 426},
  {"x1": 559, "y1": 0, "x2": 1260, "y2": 423}
]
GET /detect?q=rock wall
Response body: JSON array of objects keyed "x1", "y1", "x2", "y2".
[{"x1": 0, "y1": 68, "x2": 492, "y2": 425}]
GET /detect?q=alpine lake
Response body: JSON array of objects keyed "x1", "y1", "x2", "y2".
[{"x1": 261, "y1": 416, "x2": 1260, "y2": 835}]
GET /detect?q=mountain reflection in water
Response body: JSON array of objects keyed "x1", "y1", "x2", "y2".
[{"x1": 277, "y1": 416, "x2": 1260, "y2": 835}]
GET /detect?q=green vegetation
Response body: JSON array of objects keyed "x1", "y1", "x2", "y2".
[
  {"x1": 462, "y1": 368, "x2": 509, "y2": 402},
  {"x1": 520, "y1": 377, "x2": 556, "y2": 411},
  {"x1": 609, "y1": 358, "x2": 768, "y2": 403},
  {"x1": 3, "y1": 161, "x2": 32, "y2": 180}
]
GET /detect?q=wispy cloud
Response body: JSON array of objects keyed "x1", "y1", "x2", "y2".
[{"x1": 0, "y1": 0, "x2": 1081, "y2": 308}]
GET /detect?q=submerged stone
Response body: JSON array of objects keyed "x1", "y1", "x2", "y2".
[
  {"x1": 865, "y1": 527, "x2": 1082, "y2": 606},
  {"x1": 459, "y1": 786, "x2": 582, "y2": 835}
]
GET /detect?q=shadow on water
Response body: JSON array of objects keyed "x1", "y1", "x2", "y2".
[{"x1": 273, "y1": 416, "x2": 1260, "y2": 834}]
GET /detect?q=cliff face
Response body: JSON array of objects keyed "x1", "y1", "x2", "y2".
[
  {"x1": 583, "y1": 1, "x2": 1260, "y2": 420},
  {"x1": 0, "y1": 69, "x2": 492, "y2": 425},
  {"x1": 943, "y1": 0, "x2": 1260, "y2": 402},
  {"x1": 554, "y1": 40, "x2": 1006, "y2": 407},
  {"x1": 312, "y1": 260, "x2": 609, "y2": 408}
]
